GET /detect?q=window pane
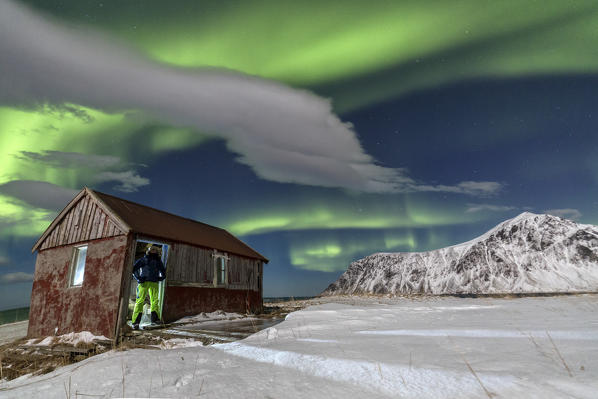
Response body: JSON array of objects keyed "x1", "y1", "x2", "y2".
[
  {"x1": 216, "y1": 257, "x2": 226, "y2": 285},
  {"x1": 72, "y1": 246, "x2": 87, "y2": 286}
]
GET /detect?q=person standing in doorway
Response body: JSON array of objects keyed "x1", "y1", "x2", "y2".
[{"x1": 131, "y1": 245, "x2": 166, "y2": 329}]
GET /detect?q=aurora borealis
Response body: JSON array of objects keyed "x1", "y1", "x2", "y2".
[{"x1": 1, "y1": 0, "x2": 597, "y2": 309}]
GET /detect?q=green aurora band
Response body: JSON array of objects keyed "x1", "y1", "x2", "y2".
[
  {"x1": 288, "y1": 227, "x2": 454, "y2": 272},
  {"x1": 224, "y1": 195, "x2": 483, "y2": 236},
  {"x1": 20, "y1": 0, "x2": 598, "y2": 111},
  {"x1": 0, "y1": 105, "x2": 207, "y2": 236}
]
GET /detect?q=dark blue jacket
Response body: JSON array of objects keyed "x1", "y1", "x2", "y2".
[{"x1": 133, "y1": 253, "x2": 166, "y2": 283}]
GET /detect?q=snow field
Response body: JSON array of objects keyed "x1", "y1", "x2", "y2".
[{"x1": 1, "y1": 295, "x2": 597, "y2": 398}]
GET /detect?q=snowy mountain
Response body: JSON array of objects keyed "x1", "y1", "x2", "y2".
[{"x1": 323, "y1": 212, "x2": 598, "y2": 295}]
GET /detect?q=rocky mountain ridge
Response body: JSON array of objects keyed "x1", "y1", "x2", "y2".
[{"x1": 322, "y1": 212, "x2": 598, "y2": 295}]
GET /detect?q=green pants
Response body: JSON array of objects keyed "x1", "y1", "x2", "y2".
[{"x1": 132, "y1": 281, "x2": 160, "y2": 323}]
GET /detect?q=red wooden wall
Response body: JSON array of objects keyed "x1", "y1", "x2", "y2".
[
  {"x1": 27, "y1": 235, "x2": 129, "y2": 339},
  {"x1": 162, "y1": 286, "x2": 262, "y2": 323}
]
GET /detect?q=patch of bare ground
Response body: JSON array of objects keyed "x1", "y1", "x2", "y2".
[{"x1": 0, "y1": 337, "x2": 112, "y2": 382}]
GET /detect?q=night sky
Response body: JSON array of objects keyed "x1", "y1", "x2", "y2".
[{"x1": 1, "y1": 0, "x2": 597, "y2": 310}]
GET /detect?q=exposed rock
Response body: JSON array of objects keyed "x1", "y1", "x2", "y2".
[{"x1": 323, "y1": 212, "x2": 598, "y2": 295}]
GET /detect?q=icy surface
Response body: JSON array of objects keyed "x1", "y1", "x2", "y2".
[
  {"x1": 2, "y1": 295, "x2": 597, "y2": 398},
  {"x1": 324, "y1": 212, "x2": 598, "y2": 295}
]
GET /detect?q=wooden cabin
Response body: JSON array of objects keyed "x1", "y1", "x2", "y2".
[{"x1": 28, "y1": 187, "x2": 268, "y2": 341}]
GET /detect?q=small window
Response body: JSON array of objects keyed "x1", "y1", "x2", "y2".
[
  {"x1": 214, "y1": 253, "x2": 227, "y2": 286},
  {"x1": 70, "y1": 245, "x2": 87, "y2": 286}
]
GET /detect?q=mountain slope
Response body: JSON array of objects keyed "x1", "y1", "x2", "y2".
[{"x1": 322, "y1": 212, "x2": 598, "y2": 295}]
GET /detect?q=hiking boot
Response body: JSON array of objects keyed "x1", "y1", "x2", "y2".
[
  {"x1": 150, "y1": 311, "x2": 161, "y2": 324},
  {"x1": 132, "y1": 313, "x2": 142, "y2": 330}
]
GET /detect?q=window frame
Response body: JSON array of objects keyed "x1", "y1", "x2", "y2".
[
  {"x1": 212, "y1": 251, "x2": 229, "y2": 287},
  {"x1": 69, "y1": 244, "x2": 88, "y2": 287}
]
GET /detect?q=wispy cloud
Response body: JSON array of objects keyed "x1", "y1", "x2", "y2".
[
  {"x1": 419, "y1": 181, "x2": 503, "y2": 197},
  {"x1": 94, "y1": 171, "x2": 150, "y2": 193},
  {"x1": 465, "y1": 203, "x2": 517, "y2": 213},
  {"x1": 0, "y1": 272, "x2": 34, "y2": 284},
  {"x1": 0, "y1": 180, "x2": 78, "y2": 210},
  {"x1": 0, "y1": 1, "x2": 501, "y2": 196},
  {"x1": 544, "y1": 208, "x2": 582, "y2": 220},
  {"x1": 17, "y1": 150, "x2": 120, "y2": 169},
  {"x1": 16, "y1": 150, "x2": 149, "y2": 193}
]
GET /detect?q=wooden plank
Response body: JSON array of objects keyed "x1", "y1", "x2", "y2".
[
  {"x1": 77, "y1": 196, "x2": 90, "y2": 242},
  {"x1": 166, "y1": 245, "x2": 175, "y2": 280},
  {"x1": 178, "y1": 245, "x2": 186, "y2": 281},
  {"x1": 52, "y1": 225, "x2": 59, "y2": 246},
  {"x1": 186, "y1": 245, "x2": 192, "y2": 281},
  {"x1": 47, "y1": 224, "x2": 55, "y2": 248},
  {"x1": 48, "y1": 228, "x2": 56, "y2": 248},
  {"x1": 172, "y1": 245, "x2": 185, "y2": 280},
  {"x1": 70, "y1": 199, "x2": 82, "y2": 243},
  {"x1": 94, "y1": 204, "x2": 102, "y2": 238},
  {"x1": 187, "y1": 246, "x2": 194, "y2": 281},
  {"x1": 68, "y1": 200, "x2": 82, "y2": 243},
  {"x1": 193, "y1": 246, "x2": 199, "y2": 283},
  {"x1": 82, "y1": 202, "x2": 92, "y2": 241},
  {"x1": 89, "y1": 205, "x2": 99, "y2": 240},
  {"x1": 81, "y1": 201, "x2": 94, "y2": 241},
  {"x1": 196, "y1": 247, "x2": 203, "y2": 282},
  {"x1": 77, "y1": 198, "x2": 88, "y2": 241},
  {"x1": 47, "y1": 226, "x2": 54, "y2": 248},
  {"x1": 63, "y1": 204, "x2": 74, "y2": 245},
  {"x1": 56, "y1": 218, "x2": 67, "y2": 246},
  {"x1": 97, "y1": 212, "x2": 106, "y2": 239},
  {"x1": 176, "y1": 245, "x2": 183, "y2": 281},
  {"x1": 99, "y1": 215, "x2": 107, "y2": 237},
  {"x1": 92, "y1": 204, "x2": 102, "y2": 239}
]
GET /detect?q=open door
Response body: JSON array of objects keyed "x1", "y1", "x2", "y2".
[{"x1": 127, "y1": 239, "x2": 169, "y2": 326}]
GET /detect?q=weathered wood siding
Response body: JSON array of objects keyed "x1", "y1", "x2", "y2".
[
  {"x1": 28, "y1": 235, "x2": 128, "y2": 339},
  {"x1": 166, "y1": 242, "x2": 261, "y2": 291},
  {"x1": 40, "y1": 196, "x2": 125, "y2": 251},
  {"x1": 163, "y1": 286, "x2": 262, "y2": 321},
  {"x1": 228, "y1": 254, "x2": 261, "y2": 291}
]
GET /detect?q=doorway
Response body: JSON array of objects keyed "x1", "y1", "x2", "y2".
[{"x1": 127, "y1": 239, "x2": 169, "y2": 326}]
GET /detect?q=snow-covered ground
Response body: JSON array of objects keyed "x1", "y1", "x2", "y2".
[{"x1": 2, "y1": 295, "x2": 597, "y2": 398}]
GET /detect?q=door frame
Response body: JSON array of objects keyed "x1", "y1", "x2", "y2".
[{"x1": 133, "y1": 238, "x2": 170, "y2": 319}]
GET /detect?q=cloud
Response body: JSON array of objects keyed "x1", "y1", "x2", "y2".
[
  {"x1": 0, "y1": 1, "x2": 500, "y2": 196},
  {"x1": 16, "y1": 150, "x2": 149, "y2": 192},
  {"x1": 544, "y1": 208, "x2": 582, "y2": 221},
  {"x1": 465, "y1": 203, "x2": 517, "y2": 213},
  {"x1": 94, "y1": 171, "x2": 150, "y2": 193},
  {"x1": 17, "y1": 150, "x2": 121, "y2": 169},
  {"x1": 418, "y1": 181, "x2": 503, "y2": 197},
  {"x1": 0, "y1": 180, "x2": 78, "y2": 210},
  {"x1": 0, "y1": 256, "x2": 9, "y2": 266},
  {"x1": 0, "y1": 272, "x2": 34, "y2": 284}
]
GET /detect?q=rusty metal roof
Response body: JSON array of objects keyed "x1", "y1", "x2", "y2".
[{"x1": 91, "y1": 189, "x2": 268, "y2": 263}]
